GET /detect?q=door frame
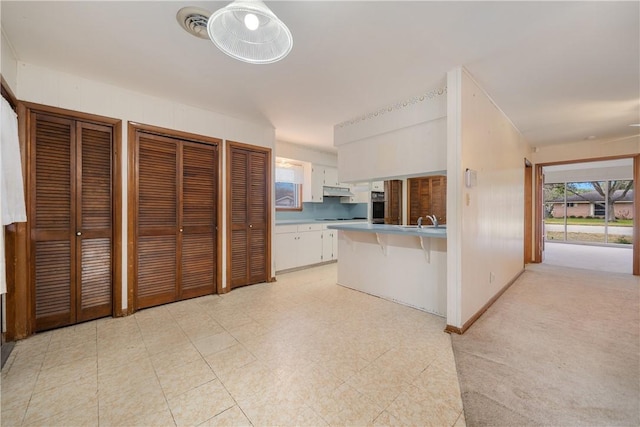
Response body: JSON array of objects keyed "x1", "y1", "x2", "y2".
[
  {"x1": 127, "y1": 122, "x2": 223, "y2": 314},
  {"x1": 225, "y1": 140, "x2": 273, "y2": 290},
  {"x1": 8, "y1": 102, "x2": 122, "y2": 339},
  {"x1": 533, "y1": 154, "x2": 639, "y2": 276},
  {"x1": 524, "y1": 159, "x2": 533, "y2": 264}
]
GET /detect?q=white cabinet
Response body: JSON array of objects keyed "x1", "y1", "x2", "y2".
[
  {"x1": 309, "y1": 165, "x2": 346, "y2": 203},
  {"x1": 322, "y1": 229, "x2": 338, "y2": 261},
  {"x1": 275, "y1": 224, "x2": 323, "y2": 271},
  {"x1": 341, "y1": 182, "x2": 370, "y2": 204},
  {"x1": 372, "y1": 181, "x2": 384, "y2": 191},
  {"x1": 310, "y1": 165, "x2": 325, "y2": 203}
]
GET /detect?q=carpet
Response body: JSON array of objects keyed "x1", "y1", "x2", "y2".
[{"x1": 451, "y1": 263, "x2": 640, "y2": 426}]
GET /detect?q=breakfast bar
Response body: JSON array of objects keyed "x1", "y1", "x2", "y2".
[{"x1": 327, "y1": 223, "x2": 447, "y2": 317}]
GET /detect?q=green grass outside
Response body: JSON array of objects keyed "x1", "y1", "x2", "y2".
[
  {"x1": 546, "y1": 231, "x2": 632, "y2": 244},
  {"x1": 544, "y1": 218, "x2": 633, "y2": 227}
]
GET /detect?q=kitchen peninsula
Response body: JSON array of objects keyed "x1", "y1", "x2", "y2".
[{"x1": 327, "y1": 223, "x2": 447, "y2": 316}]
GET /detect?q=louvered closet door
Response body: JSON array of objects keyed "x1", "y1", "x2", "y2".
[
  {"x1": 76, "y1": 122, "x2": 113, "y2": 321},
  {"x1": 136, "y1": 133, "x2": 179, "y2": 309},
  {"x1": 228, "y1": 145, "x2": 268, "y2": 288},
  {"x1": 31, "y1": 114, "x2": 113, "y2": 331},
  {"x1": 135, "y1": 132, "x2": 218, "y2": 309},
  {"x1": 431, "y1": 176, "x2": 447, "y2": 225},
  {"x1": 181, "y1": 142, "x2": 217, "y2": 299}
]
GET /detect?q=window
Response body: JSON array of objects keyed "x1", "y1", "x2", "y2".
[
  {"x1": 275, "y1": 162, "x2": 303, "y2": 211},
  {"x1": 593, "y1": 203, "x2": 606, "y2": 217}
]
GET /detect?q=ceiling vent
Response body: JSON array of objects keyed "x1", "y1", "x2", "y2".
[{"x1": 176, "y1": 7, "x2": 211, "y2": 39}]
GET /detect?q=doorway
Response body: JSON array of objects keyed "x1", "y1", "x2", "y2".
[{"x1": 536, "y1": 157, "x2": 637, "y2": 275}]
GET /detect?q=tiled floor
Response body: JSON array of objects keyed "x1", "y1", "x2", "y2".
[{"x1": 1, "y1": 264, "x2": 465, "y2": 427}]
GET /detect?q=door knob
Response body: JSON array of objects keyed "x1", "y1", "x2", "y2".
[
  {"x1": 76, "y1": 231, "x2": 82, "y2": 236},
  {"x1": 249, "y1": 224, "x2": 253, "y2": 228},
  {"x1": 179, "y1": 228, "x2": 183, "y2": 232}
]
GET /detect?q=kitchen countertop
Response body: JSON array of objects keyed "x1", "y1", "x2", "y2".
[
  {"x1": 327, "y1": 223, "x2": 447, "y2": 238},
  {"x1": 276, "y1": 219, "x2": 367, "y2": 225}
]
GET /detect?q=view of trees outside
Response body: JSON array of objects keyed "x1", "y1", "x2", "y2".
[{"x1": 543, "y1": 180, "x2": 634, "y2": 245}]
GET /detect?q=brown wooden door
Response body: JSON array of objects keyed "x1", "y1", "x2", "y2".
[
  {"x1": 30, "y1": 113, "x2": 113, "y2": 331},
  {"x1": 407, "y1": 176, "x2": 447, "y2": 225},
  {"x1": 134, "y1": 131, "x2": 218, "y2": 310},
  {"x1": 228, "y1": 143, "x2": 269, "y2": 289},
  {"x1": 384, "y1": 180, "x2": 403, "y2": 225}
]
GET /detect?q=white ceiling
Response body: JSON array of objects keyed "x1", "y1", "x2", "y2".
[{"x1": 2, "y1": 1, "x2": 639, "y2": 152}]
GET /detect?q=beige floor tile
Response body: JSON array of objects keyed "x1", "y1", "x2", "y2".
[
  {"x1": 150, "y1": 341, "x2": 203, "y2": 371},
  {"x1": 199, "y1": 405, "x2": 252, "y2": 427},
  {"x1": 1, "y1": 368, "x2": 39, "y2": 404},
  {"x1": 193, "y1": 331, "x2": 238, "y2": 356},
  {"x1": 315, "y1": 352, "x2": 370, "y2": 382},
  {"x1": 47, "y1": 322, "x2": 97, "y2": 352},
  {"x1": 346, "y1": 363, "x2": 411, "y2": 408},
  {"x1": 238, "y1": 393, "x2": 327, "y2": 427},
  {"x1": 34, "y1": 355, "x2": 97, "y2": 393},
  {"x1": 217, "y1": 360, "x2": 279, "y2": 400},
  {"x1": 156, "y1": 356, "x2": 217, "y2": 399},
  {"x1": 23, "y1": 376, "x2": 98, "y2": 425},
  {"x1": 386, "y1": 380, "x2": 462, "y2": 427},
  {"x1": 98, "y1": 378, "x2": 167, "y2": 425},
  {"x1": 168, "y1": 379, "x2": 235, "y2": 427},
  {"x1": 204, "y1": 343, "x2": 256, "y2": 376},
  {"x1": 226, "y1": 320, "x2": 269, "y2": 343},
  {"x1": 372, "y1": 410, "x2": 406, "y2": 426},
  {"x1": 0, "y1": 396, "x2": 29, "y2": 427},
  {"x1": 307, "y1": 382, "x2": 383, "y2": 426},
  {"x1": 143, "y1": 330, "x2": 193, "y2": 355},
  {"x1": 454, "y1": 410, "x2": 467, "y2": 427},
  {"x1": 178, "y1": 317, "x2": 226, "y2": 342},
  {"x1": 41, "y1": 341, "x2": 97, "y2": 370},
  {"x1": 101, "y1": 401, "x2": 176, "y2": 427},
  {"x1": 23, "y1": 395, "x2": 98, "y2": 427}
]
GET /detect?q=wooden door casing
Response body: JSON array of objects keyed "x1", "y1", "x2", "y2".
[
  {"x1": 227, "y1": 141, "x2": 271, "y2": 289},
  {"x1": 30, "y1": 113, "x2": 113, "y2": 331}
]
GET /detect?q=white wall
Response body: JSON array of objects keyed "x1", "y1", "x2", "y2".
[
  {"x1": 334, "y1": 84, "x2": 447, "y2": 182},
  {"x1": 1, "y1": 30, "x2": 18, "y2": 93},
  {"x1": 447, "y1": 67, "x2": 532, "y2": 329},
  {"x1": 276, "y1": 140, "x2": 337, "y2": 167},
  {"x1": 16, "y1": 62, "x2": 276, "y2": 310}
]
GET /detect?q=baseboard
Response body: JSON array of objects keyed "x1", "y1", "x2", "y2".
[{"x1": 445, "y1": 268, "x2": 525, "y2": 335}]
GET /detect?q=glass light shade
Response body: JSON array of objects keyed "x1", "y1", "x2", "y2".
[{"x1": 207, "y1": 0, "x2": 293, "y2": 64}]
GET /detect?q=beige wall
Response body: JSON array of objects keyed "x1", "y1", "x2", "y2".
[
  {"x1": 533, "y1": 135, "x2": 639, "y2": 164},
  {"x1": 16, "y1": 62, "x2": 276, "y2": 310},
  {"x1": 447, "y1": 67, "x2": 532, "y2": 329},
  {"x1": 1, "y1": 30, "x2": 18, "y2": 92}
]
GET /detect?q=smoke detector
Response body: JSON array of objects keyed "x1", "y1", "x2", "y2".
[{"x1": 176, "y1": 7, "x2": 211, "y2": 39}]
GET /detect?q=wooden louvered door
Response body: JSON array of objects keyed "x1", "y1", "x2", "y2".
[
  {"x1": 228, "y1": 143, "x2": 270, "y2": 289},
  {"x1": 30, "y1": 113, "x2": 113, "y2": 331},
  {"x1": 384, "y1": 180, "x2": 403, "y2": 225},
  {"x1": 181, "y1": 142, "x2": 217, "y2": 299},
  {"x1": 407, "y1": 175, "x2": 447, "y2": 225},
  {"x1": 134, "y1": 131, "x2": 218, "y2": 310}
]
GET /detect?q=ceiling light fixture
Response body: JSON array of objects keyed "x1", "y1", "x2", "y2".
[{"x1": 207, "y1": 0, "x2": 293, "y2": 65}]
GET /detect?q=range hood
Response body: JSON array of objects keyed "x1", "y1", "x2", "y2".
[{"x1": 323, "y1": 186, "x2": 355, "y2": 197}]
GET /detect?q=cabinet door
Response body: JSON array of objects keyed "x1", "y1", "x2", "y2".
[
  {"x1": 298, "y1": 231, "x2": 323, "y2": 266},
  {"x1": 430, "y1": 176, "x2": 447, "y2": 225},
  {"x1": 372, "y1": 181, "x2": 384, "y2": 191},
  {"x1": 324, "y1": 167, "x2": 339, "y2": 187},
  {"x1": 275, "y1": 232, "x2": 298, "y2": 271},
  {"x1": 322, "y1": 230, "x2": 334, "y2": 261},
  {"x1": 310, "y1": 165, "x2": 324, "y2": 202}
]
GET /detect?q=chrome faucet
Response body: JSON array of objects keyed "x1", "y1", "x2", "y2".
[
  {"x1": 425, "y1": 215, "x2": 438, "y2": 228},
  {"x1": 417, "y1": 217, "x2": 423, "y2": 228}
]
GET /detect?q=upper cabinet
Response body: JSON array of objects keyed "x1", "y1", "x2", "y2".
[
  {"x1": 309, "y1": 164, "x2": 348, "y2": 203},
  {"x1": 371, "y1": 181, "x2": 384, "y2": 192}
]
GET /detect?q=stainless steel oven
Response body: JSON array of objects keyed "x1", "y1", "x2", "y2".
[{"x1": 371, "y1": 191, "x2": 385, "y2": 224}]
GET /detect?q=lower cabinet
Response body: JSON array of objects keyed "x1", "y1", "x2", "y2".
[
  {"x1": 275, "y1": 224, "x2": 323, "y2": 271},
  {"x1": 322, "y1": 229, "x2": 338, "y2": 262}
]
